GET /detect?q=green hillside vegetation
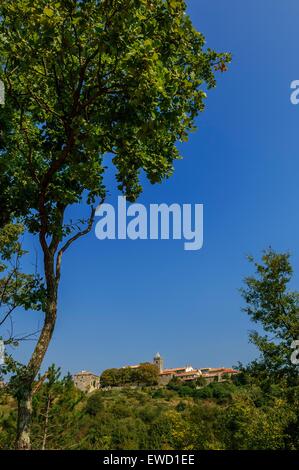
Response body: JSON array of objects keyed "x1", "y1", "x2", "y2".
[
  {"x1": 1, "y1": 368, "x2": 299, "y2": 450},
  {"x1": 1, "y1": 249, "x2": 298, "y2": 449}
]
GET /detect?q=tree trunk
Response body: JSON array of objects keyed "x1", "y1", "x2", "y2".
[
  {"x1": 14, "y1": 197, "x2": 92, "y2": 448},
  {"x1": 16, "y1": 389, "x2": 33, "y2": 450},
  {"x1": 15, "y1": 294, "x2": 57, "y2": 450}
]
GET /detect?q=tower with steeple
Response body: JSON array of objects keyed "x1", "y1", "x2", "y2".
[{"x1": 153, "y1": 352, "x2": 164, "y2": 372}]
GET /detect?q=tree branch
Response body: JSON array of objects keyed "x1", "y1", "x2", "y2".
[
  {"x1": 32, "y1": 371, "x2": 49, "y2": 396},
  {"x1": 55, "y1": 203, "x2": 100, "y2": 282}
]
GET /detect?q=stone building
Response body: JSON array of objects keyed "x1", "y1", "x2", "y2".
[
  {"x1": 200, "y1": 367, "x2": 239, "y2": 384},
  {"x1": 152, "y1": 353, "x2": 202, "y2": 385},
  {"x1": 72, "y1": 354, "x2": 239, "y2": 391},
  {"x1": 158, "y1": 365, "x2": 202, "y2": 385},
  {"x1": 73, "y1": 370, "x2": 100, "y2": 393}
]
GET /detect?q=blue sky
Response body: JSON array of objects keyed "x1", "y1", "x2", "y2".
[{"x1": 7, "y1": 0, "x2": 299, "y2": 375}]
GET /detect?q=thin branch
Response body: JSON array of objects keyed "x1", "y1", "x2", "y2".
[
  {"x1": 32, "y1": 371, "x2": 49, "y2": 396},
  {"x1": 55, "y1": 202, "x2": 101, "y2": 281},
  {"x1": 0, "y1": 305, "x2": 17, "y2": 328}
]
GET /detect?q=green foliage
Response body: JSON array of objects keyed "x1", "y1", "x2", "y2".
[
  {"x1": 100, "y1": 363, "x2": 158, "y2": 387},
  {"x1": 220, "y1": 393, "x2": 296, "y2": 450},
  {"x1": 1, "y1": 366, "x2": 299, "y2": 450},
  {"x1": 30, "y1": 365, "x2": 84, "y2": 449},
  {"x1": 134, "y1": 363, "x2": 159, "y2": 385},
  {"x1": 0, "y1": 4, "x2": 230, "y2": 445},
  {"x1": 0, "y1": 222, "x2": 45, "y2": 383},
  {"x1": 0, "y1": 0, "x2": 230, "y2": 227},
  {"x1": 1, "y1": 249, "x2": 298, "y2": 450},
  {"x1": 241, "y1": 249, "x2": 299, "y2": 379},
  {"x1": 85, "y1": 392, "x2": 104, "y2": 416},
  {"x1": 0, "y1": 224, "x2": 44, "y2": 314},
  {"x1": 167, "y1": 377, "x2": 237, "y2": 403}
]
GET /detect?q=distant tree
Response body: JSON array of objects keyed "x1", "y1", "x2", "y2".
[
  {"x1": 37, "y1": 365, "x2": 61, "y2": 450},
  {"x1": 133, "y1": 363, "x2": 159, "y2": 386},
  {"x1": 100, "y1": 368, "x2": 121, "y2": 387},
  {"x1": 241, "y1": 249, "x2": 299, "y2": 380},
  {"x1": 101, "y1": 364, "x2": 159, "y2": 387},
  {"x1": 119, "y1": 367, "x2": 133, "y2": 385},
  {"x1": 31, "y1": 367, "x2": 82, "y2": 450},
  {"x1": 0, "y1": 0, "x2": 230, "y2": 448}
]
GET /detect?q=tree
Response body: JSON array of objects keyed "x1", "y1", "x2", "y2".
[
  {"x1": 30, "y1": 367, "x2": 83, "y2": 449},
  {"x1": 133, "y1": 363, "x2": 159, "y2": 386},
  {"x1": 0, "y1": 0, "x2": 230, "y2": 448},
  {"x1": 241, "y1": 249, "x2": 299, "y2": 379},
  {"x1": 100, "y1": 364, "x2": 158, "y2": 387},
  {"x1": 220, "y1": 393, "x2": 295, "y2": 450},
  {"x1": 100, "y1": 368, "x2": 122, "y2": 387},
  {"x1": 35, "y1": 364, "x2": 61, "y2": 450}
]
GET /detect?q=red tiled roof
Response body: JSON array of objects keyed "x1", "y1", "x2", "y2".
[
  {"x1": 176, "y1": 370, "x2": 201, "y2": 377},
  {"x1": 201, "y1": 367, "x2": 239, "y2": 373},
  {"x1": 202, "y1": 368, "x2": 239, "y2": 377},
  {"x1": 159, "y1": 368, "x2": 188, "y2": 376},
  {"x1": 73, "y1": 371, "x2": 99, "y2": 377}
]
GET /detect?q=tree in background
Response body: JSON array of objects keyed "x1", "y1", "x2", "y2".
[
  {"x1": 133, "y1": 363, "x2": 159, "y2": 386},
  {"x1": 100, "y1": 363, "x2": 158, "y2": 387},
  {"x1": 241, "y1": 249, "x2": 299, "y2": 380},
  {"x1": 100, "y1": 368, "x2": 122, "y2": 387},
  {"x1": 31, "y1": 367, "x2": 82, "y2": 450},
  {"x1": 33, "y1": 365, "x2": 61, "y2": 450},
  {"x1": 0, "y1": 0, "x2": 230, "y2": 448}
]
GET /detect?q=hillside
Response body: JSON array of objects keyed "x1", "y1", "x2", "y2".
[{"x1": 1, "y1": 375, "x2": 298, "y2": 450}]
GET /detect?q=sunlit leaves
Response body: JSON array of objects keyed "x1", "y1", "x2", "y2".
[
  {"x1": 0, "y1": 0, "x2": 230, "y2": 220},
  {"x1": 241, "y1": 249, "x2": 299, "y2": 377}
]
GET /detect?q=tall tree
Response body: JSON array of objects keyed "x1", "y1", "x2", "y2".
[
  {"x1": 241, "y1": 249, "x2": 299, "y2": 379},
  {"x1": 0, "y1": 0, "x2": 230, "y2": 448}
]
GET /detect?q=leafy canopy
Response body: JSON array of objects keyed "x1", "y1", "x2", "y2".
[
  {"x1": 0, "y1": 0, "x2": 230, "y2": 241},
  {"x1": 241, "y1": 249, "x2": 299, "y2": 377}
]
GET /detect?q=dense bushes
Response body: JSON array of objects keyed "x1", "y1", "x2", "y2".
[
  {"x1": 167, "y1": 378, "x2": 237, "y2": 403},
  {"x1": 1, "y1": 372, "x2": 298, "y2": 450}
]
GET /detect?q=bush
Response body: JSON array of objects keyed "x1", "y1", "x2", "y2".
[{"x1": 85, "y1": 392, "x2": 104, "y2": 416}]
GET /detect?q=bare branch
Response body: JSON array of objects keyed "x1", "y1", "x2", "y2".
[{"x1": 55, "y1": 202, "x2": 101, "y2": 282}]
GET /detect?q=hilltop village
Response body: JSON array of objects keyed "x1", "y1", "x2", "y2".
[{"x1": 73, "y1": 353, "x2": 239, "y2": 393}]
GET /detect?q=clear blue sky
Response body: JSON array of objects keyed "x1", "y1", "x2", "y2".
[{"x1": 9, "y1": 0, "x2": 299, "y2": 375}]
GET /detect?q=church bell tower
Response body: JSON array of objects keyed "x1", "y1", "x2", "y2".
[{"x1": 153, "y1": 352, "x2": 164, "y2": 372}]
